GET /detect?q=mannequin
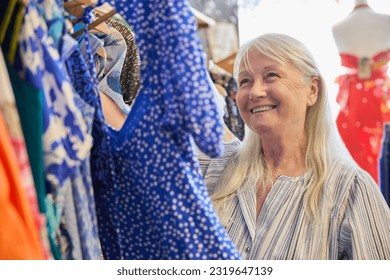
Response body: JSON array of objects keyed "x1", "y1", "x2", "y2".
[
  {"x1": 332, "y1": 0, "x2": 390, "y2": 57},
  {"x1": 332, "y1": 0, "x2": 390, "y2": 184}
]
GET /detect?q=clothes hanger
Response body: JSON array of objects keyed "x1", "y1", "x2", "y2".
[
  {"x1": 64, "y1": 1, "x2": 115, "y2": 59},
  {"x1": 71, "y1": 8, "x2": 116, "y2": 39},
  {"x1": 64, "y1": 1, "x2": 111, "y2": 59},
  {"x1": 63, "y1": 0, "x2": 97, "y2": 7},
  {"x1": 88, "y1": 15, "x2": 111, "y2": 35},
  {"x1": 74, "y1": 0, "x2": 98, "y2": 5},
  {"x1": 93, "y1": 6, "x2": 110, "y2": 16},
  {"x1": 96, "y1": 45, "x2": 106, "y2": 58},
  {"x1": 89, "y1": 6, "x2": 114, "y2": 35},
  {"x1": 64, "y1": 1, "x2": 112, "y2": 37}
]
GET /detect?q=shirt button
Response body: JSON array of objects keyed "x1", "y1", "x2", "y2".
[{"x1": 245, "y1": 247, "x2": 251, "y2": 252}]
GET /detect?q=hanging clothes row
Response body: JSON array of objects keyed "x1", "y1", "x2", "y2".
[
  {"x1": 208, "y1": 61, "x2": 245, "y2": 141},
  {"x1": 0, "y1": 0, "x2": 241, "y2": 260}
]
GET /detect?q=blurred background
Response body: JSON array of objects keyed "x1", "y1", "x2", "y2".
[{"x1": 190, "y1": 0, "x2": 390, "y2": 118}]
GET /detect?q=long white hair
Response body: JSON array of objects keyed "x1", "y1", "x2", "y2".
[{"x1": 211, "y1": 33, "x2": 354, "y2": 224}]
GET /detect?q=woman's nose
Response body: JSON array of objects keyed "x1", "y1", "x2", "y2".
[{"x1": 249, "y1": 80, "x2": 267, "y2": 99}]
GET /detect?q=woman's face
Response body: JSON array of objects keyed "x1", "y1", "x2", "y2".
[{"x1": 236, "y1": 48, "x2": 318, "y2": 137}]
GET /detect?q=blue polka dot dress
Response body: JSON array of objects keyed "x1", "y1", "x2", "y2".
[{"x1": 92, "y1": 0, "x2": 241, "y2": 259}]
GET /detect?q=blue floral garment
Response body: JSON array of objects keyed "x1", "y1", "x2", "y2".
[
  {"x1": 33, "y1": 0, "x2": 80, "y2": 260},
  {"x1": 92, "y1": 0, "x2": 240, "y2": 259},
  {"x1": 13, "y1": 1, "x2": 93, "y2": 257},
  {"x1": 27, "y1": 0, "x2": 102, "y2": 259},
  {"x1": 64, "y1": 47, "x2": 102, "y2": 260}
]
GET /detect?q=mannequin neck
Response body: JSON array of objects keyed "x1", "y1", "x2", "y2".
[{"x1": 354, "y1": 0, "x2": 369, "y2": 10}]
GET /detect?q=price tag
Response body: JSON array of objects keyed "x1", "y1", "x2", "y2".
[{"x1": 358, "y1": 56, "x2": 371, "y2": 79}]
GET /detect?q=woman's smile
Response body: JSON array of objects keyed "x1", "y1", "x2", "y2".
[{"x1": 250, "y1": 105, "x2": 277, "y2": 113}]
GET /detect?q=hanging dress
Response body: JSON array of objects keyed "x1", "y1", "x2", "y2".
[
  {"x1": 65, "y1": 45, "x2": 103, "y2": 260},
  {"x1": 0, "y1": 111, "x2": 45, "y2": 259},
  {"x1": 91, "y1": 0, "x2": 240, "y2": 259},
  {"x1": 0, "y1": 47, "x2": 50, "y2": 259},
  {"x1": 336, "y1": 50, "x2": 390, "y2": 184}
]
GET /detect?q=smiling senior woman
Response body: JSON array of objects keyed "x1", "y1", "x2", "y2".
[{"x1": 198, "y1": 33, "x2": 390, "y2": 260}]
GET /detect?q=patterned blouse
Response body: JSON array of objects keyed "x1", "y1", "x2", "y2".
[{"x1": 199, "y1": 139, "x2": 390, "y2": 259}]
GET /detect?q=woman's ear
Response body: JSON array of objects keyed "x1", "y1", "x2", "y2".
[{"x1": 307, "y1": 76, "x2": 320, "y2": 107}]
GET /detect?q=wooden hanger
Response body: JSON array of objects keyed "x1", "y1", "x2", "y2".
[
  {"x1": 68, "y1": 13, "x2": 111, "y2": 36},
  {"x1": 74, "y1": 0, "x2": 98, "y2": 5},
  {"x1": 65, "y1": 4, "x2": 84, "y2": 19},
  {"x1": 71, "y1": 8, "x2": 116, "y2": 39},
  {"x1": 63, "y1": 0, "x2": 97, "y2": 7},
  {"x1": 64, "y1": 0, "x2": 114, "y2": 38},
  {"x1": 64, "y1": 1, "x2": 112, "y2": 58},
  {"x1": 64, "y1": 2, "x2": 111, "y2": 35},
  {"x1": 89, "y1": 15, "x2": 111, "y2": 35},
  {"x1": 96, "y1": 46, "x2": 106, "y2": 58}
]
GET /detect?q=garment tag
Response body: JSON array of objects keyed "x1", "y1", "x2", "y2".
[{"x1": 358, "y1": 56, "x2": 371, "y2": 79}]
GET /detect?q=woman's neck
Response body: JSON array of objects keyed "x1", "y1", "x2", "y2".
[{"x1": 262, "y1": 139, "x2": 308, "y2": 177}]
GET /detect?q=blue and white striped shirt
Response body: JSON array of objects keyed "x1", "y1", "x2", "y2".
[{"x1": 199, "y1": 139, "x2": 390, "y2": 259}]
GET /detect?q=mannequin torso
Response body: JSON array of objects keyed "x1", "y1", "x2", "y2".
[
  {"x1": 332, "y1": 1, "x2": 390, "y2": 184},
  {"x1": 332, "y1": 1, "x2": 390, "y2": 57}
]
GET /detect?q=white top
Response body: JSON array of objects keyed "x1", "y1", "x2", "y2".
[
  {"x1": 332, "y1": 4, "x2": 390, "y2": 57},
  {"x1": 198, "y1": 140, "x2": 390, "y2": 259}
]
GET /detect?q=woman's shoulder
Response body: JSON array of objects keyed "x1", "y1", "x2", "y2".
[
  {"x1": 326, "y1": 159, "x2": 390, "y2": 235},
  {"x1": 325, "y1": 159, "x2": 379, "y2": 202},
  {"x1": 327, "y1": 159, "x2": 376, "y2": 185}
]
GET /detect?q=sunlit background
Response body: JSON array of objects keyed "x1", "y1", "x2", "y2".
[{"x1": 238, "y1": 0, "x2": 390, "y2": 118}]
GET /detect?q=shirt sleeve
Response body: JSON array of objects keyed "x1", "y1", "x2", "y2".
[
  {"x1": 196, "y1": 139, "x2": 240, "y2": 196},
  {"x1": 195, "y1": 144, "x2": 212, "y2": 177},
  {"x1": 339, "y1": 171, "x2": 390, "y2": 259}
]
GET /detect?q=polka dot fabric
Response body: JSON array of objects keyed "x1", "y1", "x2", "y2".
[{"x1": 92, "y1": 0, "x2": 241, "y2": 259}]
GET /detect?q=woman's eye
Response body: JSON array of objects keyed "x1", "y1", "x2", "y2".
[
  {"x1": 239, "y1": 78, "x2": 250, "y2": 86},
  {"x1": 265, "y1": 72, "x2": 280, "y2": 79}
]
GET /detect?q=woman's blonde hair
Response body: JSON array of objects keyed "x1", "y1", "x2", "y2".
[{"x1": 211, "y1": 33, "x2": 353, "y2": 225}]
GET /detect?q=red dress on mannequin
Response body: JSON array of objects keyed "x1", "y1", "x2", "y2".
[{"x1": 336, "y1": 49, "x2": 390, "y2": 183}]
